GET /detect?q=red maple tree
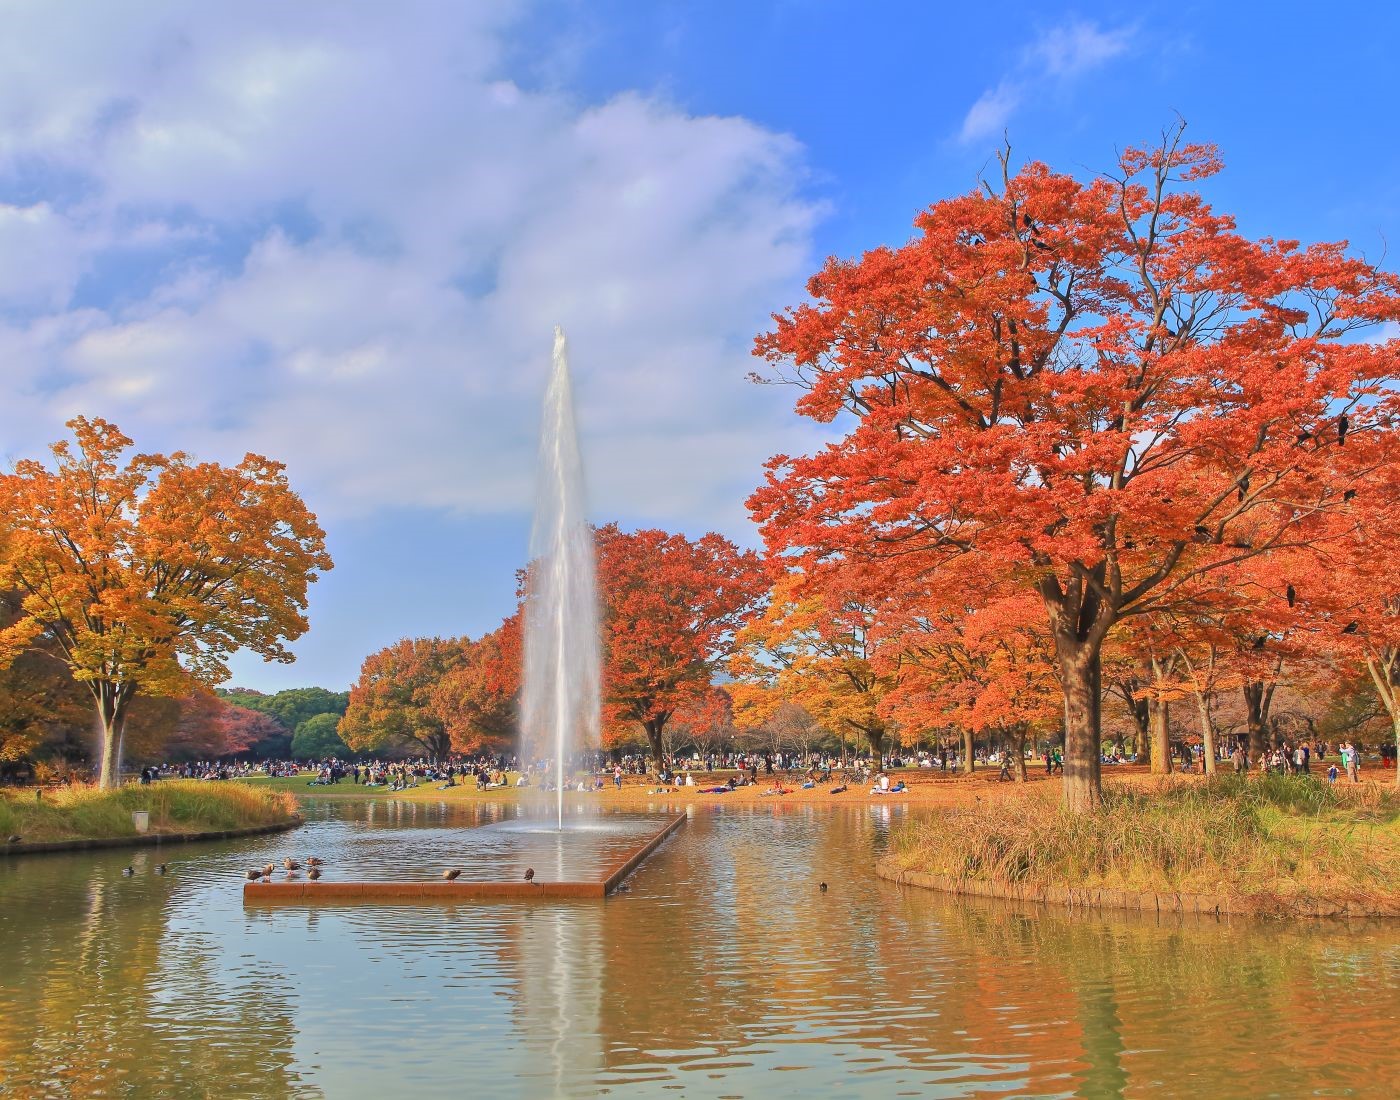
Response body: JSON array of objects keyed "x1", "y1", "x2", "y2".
[
  {"x1": 596, "y1": 523, "x2": 764, "y2": 769},
  {"x1": 749, "y1": 127, "x2": 1400, "y2": 810}
]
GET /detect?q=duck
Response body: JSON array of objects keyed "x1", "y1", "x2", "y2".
[
  {"x1": 820, "y1": 882, "x2": 828, "y2": 892},
  {"x1": 5, "y1": 835, "x2": 21, "y2": 844},
  {"x1": 155, "y1": 864, "x2": 168, "y2": 875},
  {"x1": 282, "y1": 858, "x2": 301, "y2": 871},
  {"x1": 246, "y1": 869, "x2": 263, "y2": 881},
  {"x1": 307, "y1": 868, "x2": 322, "y2": 881},
  {"x1": 443, "y1": 868, "x2": 462, "y2": 881},
  {"x1": 263, "y1": 863, "x2": 277, "y2": 878},
  {"x1": 305, "y1": 856, "x2": 324, "y2": 867},
  {"x1": 524, "y1": 867, "x2": 535, "y2": 883},
  {"x1": 121, "y1": 866, "x2": 135, "y2": 877}
]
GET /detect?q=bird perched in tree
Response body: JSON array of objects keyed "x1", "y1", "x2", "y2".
[
  {"x1": 283, "y1": 858, "x2": 301, "y2": 871},
  {"x1": 524, "y1": 868, "x2": 535, "y2": 883},
  {"x1": 443, "y1": 868, "x2": 462, "y2": 881},
  {"x1": 308, "y1": 868, "x2": 322, "y2": 881},
  {"x1": 246, "y1": 869, "x2": 263, "y2": 881}
]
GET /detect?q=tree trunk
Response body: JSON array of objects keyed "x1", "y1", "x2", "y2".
[
  {"x1": 1242, "y1": 681, "x2": 1275, "y2": 763},
  {"x1": 1149, "y1": 698, "x2": 1171, "y2": 775},
  {"x1": 1196, "y1": 696, "x2": 1217, "y2": 776},
  {"x1": 96, "y1": 684, "x2": 131, "y2": 790},
  {"x1": 1362, "y1": 650, "x2": 1399, "y2": 786},
  {"x1": 1058, "y1": 651, "x2": 1103, "y2": 813},
  {"x1": 858, "y1": 722, "x2": 885, "y2": 761},
  {"x1": 1013, "y1": 725, "x2": 1028, "y2": 782},
  {"x1": 644, "y1": 718, "x2": 667, "y2": 775},
  {"x1": 960, "y1": 726, "x2": 975, "y2": 774},
  {"x1": 1113, "y1": 678, "x2": 1151, "y2": 766}
]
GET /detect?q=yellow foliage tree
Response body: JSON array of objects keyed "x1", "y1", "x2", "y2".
[
  {"x1": 729, "y1": 575, "x2": 898, "y2": 757},
  {"x1": 0, "y1": 418, "x2": 332, "y2": 786}
]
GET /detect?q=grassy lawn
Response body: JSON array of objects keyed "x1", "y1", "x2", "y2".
[
  {"x1": 1, "y1": 780, "x2": 300, "y2": 845},
  {"x1": 885, "y1": 774, "x2": 1400, "y2": 910}
]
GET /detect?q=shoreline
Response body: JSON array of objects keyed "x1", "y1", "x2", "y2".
[
  {"x1": 874, "y1": 857, "x2": 1400, "y2": 919},
  {"x1": 1, "y1": 815, "x2": 303, "y2": 857}
]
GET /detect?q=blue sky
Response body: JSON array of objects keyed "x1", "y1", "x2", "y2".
[{"x1": 1, "y1": 1, "x2": 1396, "y2": 691}]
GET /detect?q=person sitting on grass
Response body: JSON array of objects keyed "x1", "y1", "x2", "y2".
[{"x1": 869, "y1": 772, "x2": 891, "y2": 795}]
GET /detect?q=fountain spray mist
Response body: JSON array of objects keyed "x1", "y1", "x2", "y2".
[{"x1": 523, "y1": 326, "x2": 600, "y2": 830}]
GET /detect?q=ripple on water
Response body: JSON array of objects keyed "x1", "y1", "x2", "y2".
[{"x1": 0, "y1": 802, "x2": 1397, "y2": 1097}]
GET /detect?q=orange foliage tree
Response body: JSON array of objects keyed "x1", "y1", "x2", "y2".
[
  {"x1": 1297, "y1": 469, "x2": 1400, "y2": 782},
  {"x1": 749, "y1": 128, "x2": 1400, "y2": 811},
  {"x1": 0, "y1": 418, "x2": 332, "y2": 786},
  {"x1": 343, "y1": 624, "x2": 523, "y2": 759},
  {"x1": 878, "y1": 584, "x2": 1060, "y2": 778},
  {"x1": 596, "y1": 524, "x2": 764, "y2": 769},
  {"x1": 433, "y1": 615, "x2": 523, "y2": 754},
  {"x1": 342, "y1": 637, "x2": 463, "y2": 758}
]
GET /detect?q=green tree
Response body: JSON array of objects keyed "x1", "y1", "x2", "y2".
[{"x1": 291, "y1": 712, "x2": 349, "y2": 760}]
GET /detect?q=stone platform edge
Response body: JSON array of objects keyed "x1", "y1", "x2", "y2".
[
  {"x1": 4, "y1": 816, "x2": 303, "y2": 857},
  {"x1": 874, "y1": 858, "x2": 1400, "y2": 919},
  {"x1": 244, "y1": 811, "x2": 687, "y2": 903}
]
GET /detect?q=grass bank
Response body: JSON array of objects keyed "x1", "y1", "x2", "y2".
[
  {"x1": 1, "y1": 780, "x2": 300, "y2": 845},
  {"x1": 885, "y1": 775, "x2": 1400, "y2": 914}
]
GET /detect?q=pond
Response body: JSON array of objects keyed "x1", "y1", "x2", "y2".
[{"x1": 1, "y1": 799, "x2": 1395, "y2": 1097}]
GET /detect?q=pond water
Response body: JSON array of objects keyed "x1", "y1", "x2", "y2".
[{"x1": 1, "y1": 800, "x2": 1396, "y2": 1098}]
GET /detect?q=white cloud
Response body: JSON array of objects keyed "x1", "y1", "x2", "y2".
[
  {"x1": 1032, "y1": 21, "x2": 1133, "y2": 78},
  {"x1": 0, "y1": 2, "x2": 825, "y2": 542},
  {"x1": 958, "y1": 80, "x2": 1020, "y2": 144},
  {"x1": 957, "y1": 19, "x2": 1134, "y2": 144}
]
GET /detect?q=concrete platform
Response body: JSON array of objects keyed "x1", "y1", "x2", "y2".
[{"x1": 244, "y1": 812, "x2": 685, "y2": 903}]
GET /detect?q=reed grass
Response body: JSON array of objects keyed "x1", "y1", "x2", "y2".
[
  {"x1": 0, "y1": 780, "x2": 299, "y2": 843},
  {"x1": 887, "y1": 775, "x2": 1400, "y2": 905}
]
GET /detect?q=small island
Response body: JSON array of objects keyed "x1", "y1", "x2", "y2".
[
  {"x1": 1, "y1": 780, "x2": 300, "y2": 852},
  {"x1": 879, "y1": 775, "x2": 1400, "y2": 918}
]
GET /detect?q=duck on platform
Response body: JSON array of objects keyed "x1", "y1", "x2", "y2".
[
  {"x1": 307, "y1": 868, "x2": 322, "y2": 880},
  {"x1": 246, "y1": 869, "x2": 263, "y2": 881},
  {"x1": 443, "y1": 868, "x2": 462, "y2": 881},
  {"x1": 524, "y1": 867, "x2": 535, "y2": 883}
]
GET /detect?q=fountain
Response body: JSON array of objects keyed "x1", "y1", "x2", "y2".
[
  {"x1": 522, "y1": 326, "x2": 600, "y2": 830},
  {"x1": 244, "y1": 328, "x2": 684, "y2": 906}
]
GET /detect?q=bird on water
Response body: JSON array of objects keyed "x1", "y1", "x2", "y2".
[
  {"x1": 283, "y1": 858, "x2": 301, "y2": 871},
  {"x1": 308, "y1": 868, "x2": 322, "y2": 881},
  {"x1": 121, "y1": 866, "x2": 135, "y2": 877},
  {"x1": 155, "y1": 864, "x2": 167, "y2": 875},
  {"x1": 820, "y1": 882, "x2": 828, "y2": 892}
]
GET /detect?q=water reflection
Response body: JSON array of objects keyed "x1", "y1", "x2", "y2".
[{"x1": 0, "y1": 802, "x2": 1396, "y2": 1098}]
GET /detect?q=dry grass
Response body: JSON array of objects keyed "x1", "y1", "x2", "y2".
[
  {"x1": 887, "y1": 774, "x2": 1400, "y2": 905},
  {"x1": 0, "y1": 780, "x2": 299, "y2": 843}
]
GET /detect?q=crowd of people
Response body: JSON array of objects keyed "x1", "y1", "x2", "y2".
[{"x1": 119, "y1": 737, "x2": 1388, "y2": 790}]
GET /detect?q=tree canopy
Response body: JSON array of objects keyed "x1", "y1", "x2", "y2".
[{"x1": 0, "y1": 418, "x2": 332, "y2": 786}]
